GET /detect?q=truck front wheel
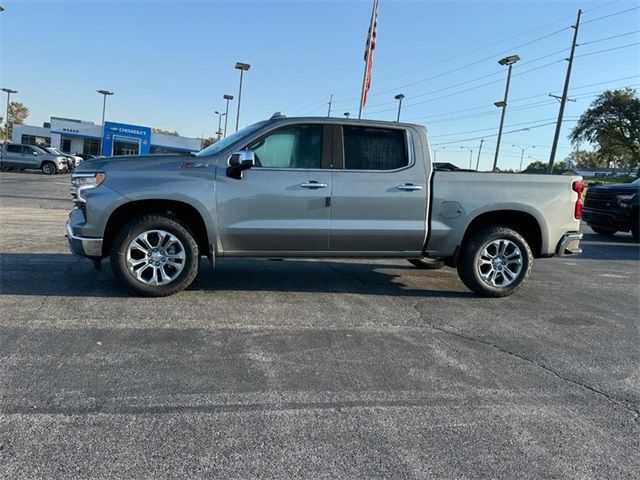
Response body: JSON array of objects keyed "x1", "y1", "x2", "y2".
[
  {"x1": 457, "y1": 226, "x2": 532, "y2": 297},
  {"x1": 110, "y1": 214, "x2": 199, "y2": 297}
]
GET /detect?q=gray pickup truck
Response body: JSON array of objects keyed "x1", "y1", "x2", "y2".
[
  {"x1": 1, "y1": 143, "x2": 71, "y2": 174},
  {"x1": 67, "y1": 115, "x2": 584, "y2": 297}
]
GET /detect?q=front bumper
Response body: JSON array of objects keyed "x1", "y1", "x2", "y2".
[
  {"x1": 582, "y1": 208, "x2": 633, "y2": 231},
  {"x1": 66, "y1": 220, "x2": 103, "y2": 258},
  {"x1": 556, "y1": 232, "x2": 583, "y2": 256}
]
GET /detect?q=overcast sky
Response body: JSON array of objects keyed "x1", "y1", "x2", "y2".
[{"x1": 1, "y1": 0, "x2": 638, "y2": 169}]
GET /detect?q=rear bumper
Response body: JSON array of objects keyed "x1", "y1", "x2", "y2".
[
  {"x1": 556, "y1": 232, "x2": 582, "y2": 256},
  {"x1": 66, "y1": 221, "x2": 103, "y2": 258}
]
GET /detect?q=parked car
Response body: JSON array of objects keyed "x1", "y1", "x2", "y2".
[
  {"x1": 40, "y1": 147, "x2": 81, "y2": 169},
  {"x1": 0, "y1": 144, "x2": 69, "y2": 174},
  {"x1": 76, "y1": 153, "x2": 100, "y2": 161},
  {"x1": 67, "y1": 115, "x2": 584, "y2": 297},
  {"x1": 583, "y1": 178, "x2": 639, "y2": 242}
]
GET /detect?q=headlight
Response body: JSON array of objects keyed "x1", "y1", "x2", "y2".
[
  {"x1": 616, "y1": 194, "x2": 636, "y2": 207},
  {"x1": 70, "y1": 172, "x2": 106, "y2": 203}
]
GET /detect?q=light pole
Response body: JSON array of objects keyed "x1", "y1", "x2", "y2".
[
  {"x1": 394, "y1": 93, "x2": 405, "y2": 123},
  {"x1": 234, "y1": 62, "x2": 250, "y2": 132},
  {"x1": 214, "y1": 110, "x2": 225, "y2": 140},
  {"x1": 460, "y1": 146, "x2": 474, "y2": 170},
  {"x1": 512, "y1": 144, "x2": 535, "y2": 171},
  {"x1": 223, "y1": 94, "x2": 233, "y2": 138},
  {"x1": 1, "y1": 87, "x2": 17, "y2": 143},
  {"x1": 344, "y1": 112, "x2": 351, "y2": 119},
  {"x1": 492, "y1": 55, "x2": 520, "y2": 172},
  {"x1": 97, "y1": 89, "x2": 113, "y2": 155},
  {"x1": 433, "y1": 146, "x2": 445, "y2": 162}
]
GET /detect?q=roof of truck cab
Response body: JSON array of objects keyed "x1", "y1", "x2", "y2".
[{"x1": 267, "y1": 116, "x2": 426, "y2": 130}]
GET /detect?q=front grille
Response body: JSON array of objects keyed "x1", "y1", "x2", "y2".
[{"x1": 584, "y1": 190, "x2": 616, "y2": 209}]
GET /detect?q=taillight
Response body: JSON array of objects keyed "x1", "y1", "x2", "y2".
[{"x1": 572, "y1": 181, "x2": 584, "y2": 220}]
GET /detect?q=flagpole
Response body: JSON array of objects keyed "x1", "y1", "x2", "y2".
[{"x1": 358, "y1": 0, "x2": 378, "y2": 119}]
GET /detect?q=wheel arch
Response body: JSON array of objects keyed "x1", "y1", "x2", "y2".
[
  {"x1": 461, "y1": 209, "x2": 544, "y2": 259},
  {"x1": 102, "y1": 199, "x2": 211, "y2": 259}
]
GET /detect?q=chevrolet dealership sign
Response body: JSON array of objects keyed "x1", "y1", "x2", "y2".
[{"x1": 102, "y1": 121, "x2": 151, "y2": 156}]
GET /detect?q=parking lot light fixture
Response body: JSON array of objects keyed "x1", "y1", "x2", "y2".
[
  {"x1": 223, "y1": 94, "x2": 234, "y2": 138},
  {"x1": 215, "y1": 110, "x2": 226, "y2": 140},
  {"x1": 234, "y1": 63, "x2": 250, "y2": 132},
  {"x1": 97, "y1": 89, "x2": 114, "y2": 155},
  {"x1": 492, "y1": 55, "x2": 520, "y2": 172},
  {"x1": 460, "y1": 146, "x2": 474, "y2": 170},
  {"x1": 343, "y1": 112, "x2": 351, "y2": 119},
  {"x1": 2, "y1": 88, "x2": 18, "y2": 143},
  {"x1": 394, "y1": 93, "x2": 405, "y2": 123},
  {"x1": 433, "y1": 146, "x2": 445, "y2": 162},
  {"x1": 512, "y1": 144, "x2": 535, "y2": 171}
]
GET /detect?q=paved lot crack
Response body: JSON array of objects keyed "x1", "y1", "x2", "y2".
[{"x1": 412, "y1": 304, "x2": 640, "y2": 425}]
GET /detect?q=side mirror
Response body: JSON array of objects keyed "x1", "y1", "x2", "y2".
[{"x1": 227, "y1": 150, "x2": 255, "y2": 179}]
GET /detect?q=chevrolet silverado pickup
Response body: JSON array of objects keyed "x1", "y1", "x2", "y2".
[
  {"x1": 583, "y1": 178, "x2": 639, "y2": 242},
  {"x1": 67, "y1": 115, "x2": 584, "y2": 297}
]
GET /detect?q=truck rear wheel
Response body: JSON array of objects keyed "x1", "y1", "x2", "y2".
[
  {"x1": 408, "y1": 258, "x2": 445, "y2": 270},
  {"x1": 110, "y1": 214, "x2": 199, "y2": 297},
  {"x1": 457, "y1": 226, "x2": 532, "y2": 297},
  {"x1": 41, "y1": 161, "x2": 57, "y2": 175}
]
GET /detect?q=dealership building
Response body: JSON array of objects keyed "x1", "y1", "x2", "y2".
[{"x1": 12, "y1": 117, "x2": 202, "y2": 156}]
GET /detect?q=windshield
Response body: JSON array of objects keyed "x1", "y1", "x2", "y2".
[{"x1": 196, "y1": 121, "x2": 269, "y2": 157}]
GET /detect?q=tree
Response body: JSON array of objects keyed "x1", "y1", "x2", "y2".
[
  {"x1": 526, "y1": 160, "x2": 567, "y2": 172},
  {"x1": 152, "y1": 128, "x2": 180, "y2": 136},
  {"x1": 565, "y1": 150, "x2": 605, "y2": 169},
  {"x1": 570, "y1": 88, "x2": 640, "y2": 175},
  {"x1": 200, "y1": 137, "x2": 217, "y2": 149},
  {"x1": 8, "y1": 101, "x2": 29, "y2": 124}
]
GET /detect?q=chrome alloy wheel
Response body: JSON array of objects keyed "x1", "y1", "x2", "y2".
[
  {"x1": 477, "y1": 239, "x2": 523, "y2": 288},
  {"x1": 125, "y1": 230, "x2": 186, "y2": 286}
]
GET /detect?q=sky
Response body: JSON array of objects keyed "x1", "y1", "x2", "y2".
[{"x1": 1, "y1": 0, "x2": 639, "y2": 170}]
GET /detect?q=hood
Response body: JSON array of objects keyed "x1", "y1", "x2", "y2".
[
  {"x1": 75, "y1": 154, "x2": 193, "y2": 173},
  {"x1": 588, "y1": 182, "x2": 639, "y2": 194}
]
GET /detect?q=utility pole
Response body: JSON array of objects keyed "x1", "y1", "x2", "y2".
[
  {"x1": 327, "y1": 94, "x2": 333, "y2": 117},
  {"x1": 476, "y1": 139, "x2": 484, "y2": 171},
  {"x1": 548, "y1": 9, "x2": 581, "y2": 173}
]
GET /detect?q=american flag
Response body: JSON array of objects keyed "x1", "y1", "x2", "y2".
[{"x1": 361, "y1": 0, "x2": 378, "y2": 111}]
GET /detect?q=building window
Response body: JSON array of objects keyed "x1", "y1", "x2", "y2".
[
  {"x1": 60, "y1": 139, "x2": 72, "y2": 153},
  {"x1": 83, "y1": 139, "x2": 100, "y2": 155},
  {"x1": 150, "y1": 146, "x2": 189, "y2": 155},
  {"x1": 21, "y1": 134, "x2": 51, "y2": 147}
]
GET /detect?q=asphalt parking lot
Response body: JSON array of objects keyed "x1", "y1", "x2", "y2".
[{"x1": 1, "y1": 170, "x2": 638, "y2": 479}]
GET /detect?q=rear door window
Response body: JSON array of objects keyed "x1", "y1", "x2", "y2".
[
  {"x1": 342, "y1": 126, "x2": 408, "y2": 171},
  {"x1": 6, "y1": 145, "x2": 22, "y2": 153}
]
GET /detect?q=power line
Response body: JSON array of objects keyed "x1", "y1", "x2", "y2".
[
  {"x1": 575, "y1": 41, "x2": 640, "y2": 58},
  {"x1": 581, "y1": 6, "x2": 640, "y2": 24},
  {"x1": 580, "y1": 30, "x2": 640, "y2": 46}
]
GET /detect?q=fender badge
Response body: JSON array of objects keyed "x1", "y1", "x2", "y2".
[{"x1": 180, "y1": 162, "x2": 208, "y2": 169}]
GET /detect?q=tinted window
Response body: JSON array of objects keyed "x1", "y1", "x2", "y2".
[
  {"x1": 343, "y1": 126, "x2": 408, "y2": 170},
  {"x1": 248, "y1": 125, "x2": 322, "y2": 169},
  {"x1": 6, "y1": 145, "x2": 22, "y2": 153}
]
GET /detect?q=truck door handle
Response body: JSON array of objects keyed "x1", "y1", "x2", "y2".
[
  {"x1": 396, "y1": 183, "x2": 423, "y2": 191},
  {"x1": 301, "y1": 181, "x2": 328, "y2": 189}
]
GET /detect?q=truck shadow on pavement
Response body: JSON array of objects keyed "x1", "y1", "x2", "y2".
[
  {"x1": 577, "y1": 232, "x2": 640, "y2": 261},
  {"x1": 0, "y1": 253, "x2": 472, "y2": 298}
]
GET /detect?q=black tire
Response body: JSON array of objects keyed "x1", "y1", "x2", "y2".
[
  {"x1": 631, "y1": 214, "x2": 639, "y2": 243},
  {"x1": 408, "y1": 257, "x2": 446, "y2": 270},
  {"x1": 110, "y1": 214, "x2": 199, "y2": 297},
  {"x1": 41, "y1": 161, "x2": 56, "y2": 175},
  {"x1": 591, "y1": 226, "x2": 617, "y2": 236},
  {"x1": 457, "y1": 226, "x2": 533, "y2": 298}
]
